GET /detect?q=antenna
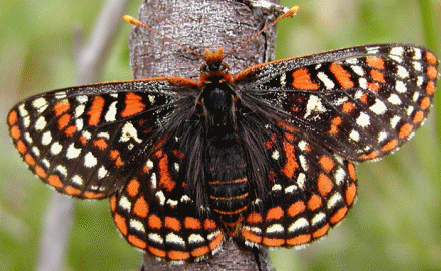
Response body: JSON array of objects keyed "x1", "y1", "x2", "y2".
[
  {"x1": 123, "y1": 5, "x2": 300, "y2": 61},
  {"x1": 122, "y1": 15, "x2": 205, "y2": 60}
]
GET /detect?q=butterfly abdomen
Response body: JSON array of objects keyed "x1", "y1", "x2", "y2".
[
  {"x1": 201, "y1": 81, "x2": 250, "y2": 236},
  {"x1": 206, "y1": 143, "x2": 249, "y2": 237}
]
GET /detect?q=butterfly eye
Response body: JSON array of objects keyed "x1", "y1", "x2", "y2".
[
  {"x1": 219, "y1": 63, "x2": 230, "y2": 72},
  {"x1": 200, "y1": 64, "x2": 209, "y2": 74}
]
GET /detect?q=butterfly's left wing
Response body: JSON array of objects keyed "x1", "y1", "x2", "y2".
[
  {"x1": 232, "y1": 43, "x2": 437, "y2": 248},
  {"x1": 235, "y1": 43, "x2": 438, "y2": 162}
]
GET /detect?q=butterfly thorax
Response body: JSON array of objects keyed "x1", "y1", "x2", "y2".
[{"x1": 198, "y1": 48, "x2": 250, "y2": 236}]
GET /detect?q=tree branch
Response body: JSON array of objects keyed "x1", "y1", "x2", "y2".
[{"x1": 128, "y1": 0, "x2": 283, "y2": 270}]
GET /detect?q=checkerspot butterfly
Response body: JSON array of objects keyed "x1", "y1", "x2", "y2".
[{"x1": 7, "y1": 6, "x2": 438, "y2": 263}]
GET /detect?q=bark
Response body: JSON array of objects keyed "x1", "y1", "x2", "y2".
[{"x1": 128, "y1": 0, "x2": 284, "y2": 270}]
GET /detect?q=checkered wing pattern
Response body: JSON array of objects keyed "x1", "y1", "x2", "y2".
[
  {"x1": 7, "y1": 79, "x2": 198, "y2": 199},
  {"x1": 7, "y1": 43, "x2": 438, "y2": 262},
  {"x1": 236, "y1": 44, "x2": 438, "y2": 162},
  {"x1": 109, "y1": 115, "x2": 226, "y2": 262},
  {"x1": 234, "y1": 43, "x2": 437, "y2": 247}
]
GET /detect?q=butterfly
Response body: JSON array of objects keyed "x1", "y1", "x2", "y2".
[{"x1": 7, "y1": 6, "x2": 438, "y2": 262}]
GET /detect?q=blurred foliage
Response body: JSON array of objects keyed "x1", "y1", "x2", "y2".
[{"x1": 0, "y1": 0, "x2": 440, "y2": 270}]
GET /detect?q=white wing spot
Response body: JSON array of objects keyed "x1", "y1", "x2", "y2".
[
  {"x1": 50, "y1": 142, "x2": 63, "y2": 155},
  {"x1": 24, "y1": 132, "x2": 33, "y2": 143},
  {"x1": 397, "y1": 65, "x2": 409, "y2": 79},
  {"x1": 75, "y1": 104, "x2": 85, "y2": 118},
  {"x1": 356, "y1": 112, "x2": 370, "y2": 127},
  {"x1": 41, "y1": 159, "x2": 50, "y2": 168},
  {"x1": 413, "y1": 48, "x2": 422, "y2": 60},
  {"x1": 188, "y1": 234, "x2": 205, "y2": 244},
  {"x1": 119, "y1": 196, "x2": 131, "y2": 211},
  {"x1": 120, "y1": 121, "x2": 142, "y2": 143},
  {"x1": 31, "y1": 146, "x2": 40, "y2": 157},
  {"x1": 166, "y1": 233, "x2": 186, "y2": 246},
  {"x1": 56, "y1": 165, "x2": 68, "y2": 177},
  {"x1": 271, "y1": 150, "x2": 280, "y2": 160},
  {"x1": 284, "y1": 185, "x2": 297, "y2": 193},
  {"x1": 345, "y1": 58, "x2": 358, "y2": 65},
  {"x1": 327, "y1": 192, "x2": 343, "y2": 210},
  {"x1": 311, "y1": 212, "x2": 326, "y2": 226},
  {"x1": 130, "y1": 219, "x2": 145, "y2": 232},
  {"x1": 390, "y1": 46, "x2": 404, "y2": 56},
  {"x1": 155, "y1": 191, "x2": 165, "y2": 205},
  {"x1": 413, "y1": 61, "x2": 423, "y2": 72},
  {"x1": 390, "y1": 115, "x2": 401, "y2": 128},
  {"x1": 298, "y1": 141, "x2": 309, "y2": 151},
  {"x1": 369, "y1": 99, "x2": 387, "y2": 115},
  {"x1": 18, "y1": 104, "x2": 28, "y2": 117},
  {"x1": 148, "y1": 233, "x2": 164, "y2": 244},
  {"x1": 71, "y1": 175, "x2": 84, "y2": 185},
  {"x1": 395, "y1": 80, "x2": 407, "y2": 93},
  {"x1": 180, "y1": 195, "x2": 191, "y2": 202},
  {"x1": 105, "y1": 101, "x2": 118, "y2": 122},
  {"x1": 55, "y1": 91, "x2": 67, "y2": 99},
  {"x1": 334, "y1": 167, "x2": 346, "y2": 186},
  {"x1": 359, "y1": 78, "x2": 367, "y2": 89},
  {"x1": 296, "y1": 173, "x2": 306, "y2": 189},
  {"x1": 98, "y1": 166, "x2": 108, "y2": 179},
  {"x1": 279, "y1": 73, "x2": 287, "y2": 87},
  {"x1": 416, "y1": 76, "x2": 424, "y2": 87},
  {"x1": 351, "y1": 65, "x2": 364, "y2": 76},
  {"x1": 32, "y1": 98, "x2": 48, "y2": 113},
  {"x1": 317, "y1": 72, "x2": 335, "y2": 89},
  {"x1": 288, "y1": 217, "x2": 309, "y2": 233},
  {"x1": 388, "y1": 94, "x2": 402, "y2": 105},
  {"x1": 66, "y1": 143, "x2": 81, "y2": 159},
  {"x1": 166, "y1": 199, "x2": 178, "y2": 207},
  {"x1": 75, "y1": 119, "x2": 84, "y2": 131},
  {"x1": 406, "y1": 105, "x2": 414, "y2": 116},
  {"x1": 35, "y1": 116, "x2": 47, "y2": 131},
  {"x1": 412, "y1": 91, "x2": 420, "y2": 102},
  {"x1": 76, "y1": 95, "x2": 88, "y2": 103},
  {"x1": 271, "y1": 184, "x2": 282, "y2": 191},
  {"x1": 349, "y1": 129, "x2": 360, "y2": 142},
  {"x1": 304, "y1": 95, "x2": 326, "y2": 119},
  {"x1": 299, "y1": 155, "x2": 309, "y2": 171},
  {"x1": 266, "y1": 224, "x2": 284, "y2": 234},
  {"x1": 378, "y1": 131, "x2": 388, "y2": 142},
  {"x1": 366, "y1": 46, "x2": 380, "y2": 54},
  {"x1": 84, "y1": 152, "x2": 98, "y2": 168}
]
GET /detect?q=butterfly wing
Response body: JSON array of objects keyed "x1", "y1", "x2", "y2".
[
  {"x1": 7, "y1": 78, "x2": 198, "y2": 199},
  {"x1": 8, "y1": 78, "x2": 225, "y2": 261},
  {"x1": 110, "y1": 131, "x2": 225, "y2": 262},
  {"x1": 235, "y1": 43, "x2": 438, "y2": 162},
  {"x1": 232, "y1": 44, "x2": 437, "y2": 248}
]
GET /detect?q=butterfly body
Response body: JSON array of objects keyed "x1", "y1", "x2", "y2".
[{"x1": 8, "y1": 43, "x2": 438, "y2": 262}]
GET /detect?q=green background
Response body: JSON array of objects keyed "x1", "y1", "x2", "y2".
[{"x1": 1, "y1": 0, "x2": 440, "y2": 270}]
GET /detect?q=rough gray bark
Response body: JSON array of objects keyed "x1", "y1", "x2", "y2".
[
  {"x1": 128, "y1": 0, "x2": 284, "y2": 270},
  {"x1": 129, "y1": 0, "x2": 281, "y2": 80}
]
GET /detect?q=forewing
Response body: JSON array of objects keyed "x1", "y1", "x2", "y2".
[
  {"x1": 7, "y1": 79, "x2": 197, "y2": 199},
  {"x1": 235, "y1": 44, "x2": 438, "y2": 162}
]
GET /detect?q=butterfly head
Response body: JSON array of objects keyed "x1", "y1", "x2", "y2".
[{"x1": 199, "y1": 48, "x2": 232, "y2": 84}]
